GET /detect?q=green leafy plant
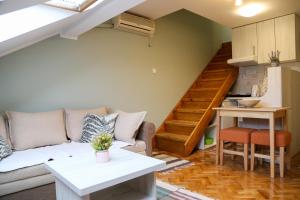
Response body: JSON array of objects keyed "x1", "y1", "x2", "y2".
[{"x1": 91, "y1": 133, "x2": 113, "y2": 152}]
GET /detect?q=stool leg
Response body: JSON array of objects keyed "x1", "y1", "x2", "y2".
[
  {"x1": 280, "y1": 147, "x2": 285, "y2": 178},
  {"x1": 251, "y1": 144, "x2": 255, "y2": 171},
  {"x1": 259, "y1": 147, "x2": 264, "y2": 166},
  {"x1": 286, "y1": 145, "x2": 291, "y2": 170},
  {"x1": 220, "y1": 140, "x2": 224, "y2": 165},
  {"x1": 231, "y1": 143, "x2": 236, "y2": 161},
  {"x1": 258, "y1": 146, "x2": 265, "y2": 166},
  {"x1": 244, "y1": 143, "x2": 248, "y2": 171}
]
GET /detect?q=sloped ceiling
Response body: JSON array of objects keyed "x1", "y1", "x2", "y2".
[
  {"x1": 130, "y1": 0, "x2": 300, "y2": 28},
  {"x1": 0, "y1": 0, "x2": 145, "y2": 57}
]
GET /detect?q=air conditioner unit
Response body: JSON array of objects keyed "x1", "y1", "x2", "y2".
[{"x1": 113, "y1": 13, "x2": 155, "y2": 37}]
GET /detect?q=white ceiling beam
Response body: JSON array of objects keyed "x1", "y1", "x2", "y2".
[
  {"x1": 60, "y1": 0, "x2": 146, "y2": 40},
  {"x1": 0, "y1": 0, "x2": 48, "y2": 14}
]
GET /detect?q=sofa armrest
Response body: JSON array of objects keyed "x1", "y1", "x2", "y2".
[{"x1": 136, "y1": 121, "x2": 155, "y2": 156}]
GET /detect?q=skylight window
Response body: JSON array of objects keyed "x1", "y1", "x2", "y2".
[
  {"x1": 0, "y1": 5, "x2": 75, "y2": 43},
  {"x1": 45, "y1": 0, "x2": 98, "y2": 12}
]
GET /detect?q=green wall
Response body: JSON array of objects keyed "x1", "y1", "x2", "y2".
[{"x1": 0, "y1": 10, "x2": 231, "y2": 126}]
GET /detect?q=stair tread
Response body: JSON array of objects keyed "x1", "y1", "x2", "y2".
[
  {"x1": 208, "y1": 63, "x2": 231, "y2": 66},
  {"x1": 165, "y1": 120, "x2": 198, "y2": 127},
  {"x1": 176, "y1": 108, "x2": 206, "y2": 113},
  {"x1": 204, "y1": 69, "x2": 232, "y2": 73},
  {"x1": 200, "y1": 77, "x2": 226, "y2": 81},
  {"x1": 190, "y1": 87, "x2": 219, "y2": 92},
  {"x1": 156, "y1": 132, "x2": 189, "y2": 142},
  {"x1": 209, "y1": 62, "x2": 231, "y2": 65},
  {"x1": 182, "y1": 97, "x2": 213, "y2": 102},
  {"x1": 197, "y1": 79, "x2": 224, "y2": 82},
  {"x1": 189, "y1": 88, "x2": 219, "y2": 92}
]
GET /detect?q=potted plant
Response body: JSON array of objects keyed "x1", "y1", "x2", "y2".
[
  {"x1": 268, "y1": 50, "x2": 280, "y2": 67},
  {"x1": 91, "y1": 133, "x2": 113, "y2": 163}
]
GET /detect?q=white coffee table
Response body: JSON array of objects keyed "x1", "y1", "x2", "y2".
[{"x1": 45, "y1": 148, "x2": 165, "y2": 200}]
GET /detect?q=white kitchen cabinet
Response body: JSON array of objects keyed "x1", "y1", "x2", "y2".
[
  {"x1": 229, "y1": 14, "x2": 300, "y2": 66},
  {"x1": 257, "y1": 19, "x2": 276, "y2": 64},
  {"x1": 275, "y1": 14, "x2": 300, "y2": 62},
  {"x1": 232, "y1": 23, "x2": 257, "y2": 60}
]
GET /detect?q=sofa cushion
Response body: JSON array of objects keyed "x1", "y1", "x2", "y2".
[
  {"x1": 114, "y1": 110, "x2": 147, "y2": 144},
  {"x1": 0, "y1": 174, "x2": 54, "y2": 196},
  {"x1": 80, "y1": 113, "x2": 118, "y2": 143},
  {"x1": 6, "y1": 110, "x2": 67, "y2": 150},
  {"x1": 65, "y1": 107, "x2": 107, "y2": 141},
  {"x1": 0, "y1": 136, "x2": 12, "y2": 161},
  {"x1": 0, "y1": 164, "x2": 49, "y2": 185}
]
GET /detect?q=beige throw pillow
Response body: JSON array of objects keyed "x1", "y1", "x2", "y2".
[
  {"x1": 114, "y1": 110, "x2": 147, "y2": 144},
  {"x1": 65, "y1": 107, "x2": 107, "y2": 141},
  {"x1": 6, "y1": 110, "x2": 67, "y2": 150}
]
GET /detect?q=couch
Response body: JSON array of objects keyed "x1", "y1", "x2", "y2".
[{"x1": 0, "y1": 108, "x2": 155, "y2": 199}]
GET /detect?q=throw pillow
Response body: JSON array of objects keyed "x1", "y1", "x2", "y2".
[
  {"x1": 114, "y1": 110, "x2": 147, "y2": 144},
  {"x1": 80, "y1": 113, "x2": 118, "y2": 143},
  {"x1": 0, "y1": 115, "x2": 12, "y2": 148},
  {"x1": 6, "y1": 110, "x2": 67, "y2": 150},
  {"x1": 0, "y1": 136, "x2": 12, "y2": 161},
  {"x1": 65, "y1": 107, "x2": 107, "y2": 141}
]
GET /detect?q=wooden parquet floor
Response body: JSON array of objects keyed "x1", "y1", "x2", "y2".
[{"x1": 155, "y1": 148, "x2": 300, "y2": 200}]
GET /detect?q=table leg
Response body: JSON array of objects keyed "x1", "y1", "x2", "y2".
[
  {"x1": 233, "y1": 117, "x2": 238, "y2": 127},
  {"x1": 269, "y1": 114, "x2": 275, "y2": 178},
  {"x1": 283, "y1": 111, "x2": 291, "y2": 170},
  {"x1": 55, "y1": 179, "x2": 90, "y2": 200},
  {"x1": 134, "y1": 172, "x2": 156, "y2": 200},
  {"x1": 216, "y1": 111, "x2": 221, "y2": 165},
  {"x1": 231, "y1": 117, "x2": 238, "y2": 161},
  {"x1": 282, "y1": 110, "x2": 288, "y2": 131}
]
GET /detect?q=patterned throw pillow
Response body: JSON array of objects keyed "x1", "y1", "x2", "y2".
[
  {"x1": 80, "y1": 113, "x2": 118, "y2": 143},
  {"x1": 0, "y1": 136, "x2": 12, "y2": 161}
]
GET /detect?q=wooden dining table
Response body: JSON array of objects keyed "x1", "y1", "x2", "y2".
[{"x1": 213, "y1": 107, "x2": 289, "y2": 178}]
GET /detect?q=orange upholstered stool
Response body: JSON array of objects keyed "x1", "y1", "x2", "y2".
[
  {"x1": 219, "y1": 127, "x2": 256, "y2": 171},
  {"x1": 250, "y1": 130, "x2": 292, "y2": 177}
]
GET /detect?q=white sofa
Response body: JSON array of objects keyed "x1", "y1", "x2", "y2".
[{"x1": 0, "y1": 108, "x2": 155, "y2": 198}]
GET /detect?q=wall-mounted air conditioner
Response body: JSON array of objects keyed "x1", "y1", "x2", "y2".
[{"x1": 113, "y1": 13, "x2": 155, "y2": 37}]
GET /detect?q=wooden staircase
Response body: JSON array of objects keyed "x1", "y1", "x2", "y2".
[{"x1": 155, "y1": 42, "x2": 239, "y2": 156}]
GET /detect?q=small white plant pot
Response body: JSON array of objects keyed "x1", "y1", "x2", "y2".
[{"x1": 95, "y1": 150, "x2": 110, "y2": 163}]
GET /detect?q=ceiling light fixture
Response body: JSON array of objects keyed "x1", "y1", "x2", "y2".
[
  {"x1": 237, "y1": 3, "x2": 265, "y2": 17},
  {"x1": 235, "y1": 0, "x2": 243, "y2": 6}
]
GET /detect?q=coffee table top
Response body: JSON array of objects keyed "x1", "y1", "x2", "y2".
[{"x1": 45, "y1": 148, "x2": 165, "y2": 196}]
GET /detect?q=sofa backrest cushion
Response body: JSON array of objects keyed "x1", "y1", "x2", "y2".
[
  {"x1": 65, "y1": 107, "x2": 107, "y2": 141},
  {"x1": 0, "y1": 116, "x2": 11, "y2": 147},
  {"x1": 114, "y1": 110, "x2": 147, "y2": 145},
  {"x1": 6, "y1": 110, "x2": 67, "y2": 150}
]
